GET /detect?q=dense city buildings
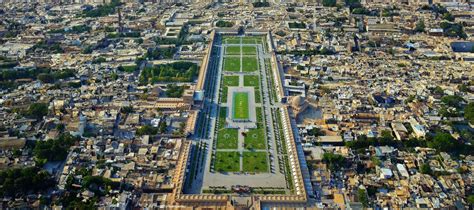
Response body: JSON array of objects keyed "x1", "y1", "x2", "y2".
[{"x1": 0, "y1": 0, "x2": 473, "y2": 209}]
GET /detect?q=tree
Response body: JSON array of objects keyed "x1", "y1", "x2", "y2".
[
  {"x1": 357, "y1": 188, "x2": 369, "y2": 207},
  {"x1": 352, "y1": 7, "x2": 369, "y2": 15},
  {"x1": 27, "y1": 103, "x2": 48, "y2": 119},
  {"x1": 345, "y1": 0, "x2": 361, "y2": 8},
  {"x1": 33, "y1": 133, "x2": 79, "y2": 162},
  {"x1": 441, "y1": 95, "x2": 464, "y2": 108},
  {"x1": 415, "y1": 19, "x2": 425, "y2": 33},
  {"x1": 82, "y1": 175, "x2": 119, "y2": 196},
  {"x1": 136, "y1": 125, "x2": 158, "y2": 136},
  {"x1": 322, "y1": 0, "x2": 337, "y2": 7},
  {"x1": 433, "y1": 86, "x2": 444, "y2": 95},
  {"x1": 179, "y1": 122, "x2": 186, "y2": 134},
  {"x1": 371, "y1": 156, "x2": 381, "y2": 166},
  {"x1": 322, "y1": 153, "x2": 345, "y2": 171},
  {"x1": 121, "y1": 106, "x2": 133, "y2": 114},
  {"x1": 37, "y1": 73, "x2": 55, "y2": 83},
  {"x1": 307, "y1": 127, "x2": 324, "y2": 137},
  {"x1": 275, "y1": 31, "x2": 286, "y2": 37},
  {"x1": 288, "y1": 22, "x2": 306, "y2": 29},
  {"x1": 159, "y1": 121, "x2": 167, "y2": 134},
  {"x1": 405, "y1": 95, "x2": 416, "y2": 103},
  {"x1": 111, "y1": 73, "x2": 118, "y2": 80},
  {"x1": 252, "y1": 1, "x2": 270, "y2": 7},
  {"x1": 420, "y1": 163, "x2": 432, "y2": 175},
  {"x1": 428, "y1": 132, "x2": 456, "y2": 152},
  {"x1": 216, "y1": 20, "x2": 234, "y2": 28},
  {"x1": 0, "y1": 167, "x2": 54, "y2": 197},
  {"x1": 165, "y1": 84, "x2": 185, "y2": 98},
  {"x1": 468, "y1": 195, "x2": 474, "y2": 205},
  {"x1": 464, "y1": 103, "x2": 474, "y2": 125},
  {"x1": 458, "y1": 84, "x2": 469, "y2": 92},
  {"x1": 442, "y1": 12, "x2": 454, "y2": 21}
]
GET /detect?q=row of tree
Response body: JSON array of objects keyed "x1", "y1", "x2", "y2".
[
  {"x1": 138, "y1": 62, "x2": 198, "y2": 84},
  {"x1": 82, "y1": 0, "x2": 122, "y2": 18},
  {"x1": 0, "y1": 167, "x2": 54, "y2": 197}
]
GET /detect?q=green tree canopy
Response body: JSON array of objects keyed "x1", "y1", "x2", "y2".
[
  {"x1": 464, "y1": 103, "x2": 474, "y2": 125},
  {"x1": 33, "y1": 133, "x2": 80, "y2": 162},
  {"x1": 415, "y1": 19, "x2": 425, "y2": 33},
  {"x1": 27, "y1": 103, "x2": 48, "y2": 119},
  {"x1": 428, "y1": 132, "x2": 456, "y2": 152},
  {"x1": 0, "y1": 167, "x2": 54, "y2": 197},
  {"x1": 322, "y1": 153, "x2": 345, "y2": 171},
  {"x1": 441, "y1": 95, "x2": 464, "y2": 108},
  {"x1": 322, "y1": 0, "x2": 337, "y2": 7}
]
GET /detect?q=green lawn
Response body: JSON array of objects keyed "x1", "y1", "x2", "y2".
[
  {"x1": 244, "y1": 75, "x2": 261, "y2": 103},
  {"x1": 215, "y1": 152, "x2": 240, "y2": 172},
  {"x1": 223, "y1": 57, "x2": 240, "y2": 72},
  {"x1": 233, "y1": 92, "x2": 249, "y2": 120},
  {"x1": 244, "y1": 75, "x2": 259, "y2": 87},
  {"x1": 242, "y1": 37, "x2": 261, "y2": 44},
  {"x1": 223, "y1": 37, "x2": 241, "y2": 44},
  {"x1": 216, "y1": 128, "x2": 238, "y2": 149},
  {"x1": 221, "y1": 76, "x2": 239, "y2": 103},
  {"x1": 242, "y1": 57, "x2": 258, "y2": 72},
  {"x1": 242, "y1": 152, "x2": 268, "y2": 173},
  {"x1": 242, "y1": 46, "x2": 257, "y2": 55},
  {"x1": 216, "y1": 107, "x2": 238, "y2": 149},
  {"x1": 244, "y1": 127, "x2": 266, "y2": 150},
  {"x1": 223, "y1": 75, "x2": 239, "y2": 86},
  {"x1": 226, "y1": 46, "x2": 241, "y2": 55}
]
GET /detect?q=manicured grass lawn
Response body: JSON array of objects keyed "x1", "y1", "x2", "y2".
[
  {"x1": 223, "y1": 57, "x2": 240, "y2": 72},
  {"x1": 244, "y1": 127, "x2": 266, "y2": 150},
  {"x1": 223, "y1": 75, "x2": 239, "y2": 86},
  {"x1": 216, "y1": 107, "x2": 238, "y2": 149},
  {"x1": 226, "y1": 46, "x2": 241, "y2": 55},
  {"x1": 244, "y1": 75, "x2": 261, "y2": 103},
  {"x1": 243, "y1": 75, "x2": 259, "y2": 87},
  {"x1": 232, "y1": 92, "x2": 249, "y2": 120},
  {"x1": 242, "y1": 37, "x2": 261, "y2": 44},
  {"x1": 242, "y1": 46, "x2": 257, "y2": 55},
  {"x1": 242, "y1": 152, "x2": 268, "y2": 173},
  {"x1": 242, "y1": 57, "x2": 258, "y2": 72},
  {"x1": 216, "y1": 128, "x2": 238, "y2": 149},
  {"x1": 223, "y1": 37, "x2": 241, "y2": 44},
  {"x1": 221, "y1": 76, "x2": 239, "y2": 103},
  {"x1": 215, "y1": 152, "x2": 240, "y2": 172}
]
